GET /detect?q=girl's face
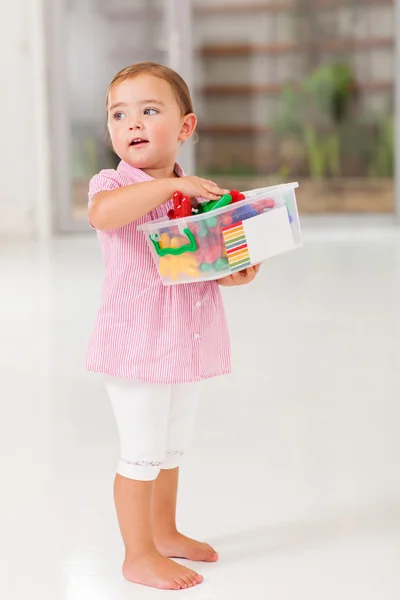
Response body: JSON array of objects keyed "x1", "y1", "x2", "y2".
[{"x1": 107, "y1": 74, "x2": 196, "y2": 172}]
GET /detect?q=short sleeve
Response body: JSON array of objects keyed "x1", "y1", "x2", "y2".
[
  {"x1": 88, "y1": 169, "x2": 124, "y2": 201},
  {"x1": 88, "y1": 169, "x2": 128, "y2": 230}
]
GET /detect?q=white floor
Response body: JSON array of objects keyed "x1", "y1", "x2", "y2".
[{"x1": 1, "y1": 219, "x2": 400, "y2": 599}]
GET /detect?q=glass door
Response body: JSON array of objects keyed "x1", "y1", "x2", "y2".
[{"x1": 48, "y1": 0, "x2": 194, "y2": 232}]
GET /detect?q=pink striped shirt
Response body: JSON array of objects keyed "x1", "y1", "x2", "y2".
[{"x1": 86, "y1": 160, "x2": 231, "y2": 384}]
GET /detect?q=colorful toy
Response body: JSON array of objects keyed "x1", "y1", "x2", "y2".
[
  {"x1": 139, "y1": 181, "x2": 302, "y2": 285},
  {"x1": 220, "y1": 213, "x2": 233, "y2": 228},
  {"x1": 159, "y1": 253, "x2": 200, "y2": 280},
  {"x1": 159, "y1": 188, "x2": 291, "y2": 278},
  {"x1": 150, "y1": 228, "x2": 197, "y2": 257},
  {"x1": 230, "y1": 190, "x2": 246, "y2": 203},
  {"x1": 232, "y1": 205, "x2": 258, "y2": 222},
  {"x1": 214, "y1": 258, "x2": 229, "y2": 271},
  {"x1": 157, "y1": 233, "x2": 200, "y2": 280},
  {"x1": 197, "y1": 221, "x2": 209, "y2": 238},
  {"x1": 169, "y1": 191, "x2": 192, "y2": 219},
  {"x1": 202, "y1": 241, "x2": 221, "y2": 265},
  {"x1": 205, "y1": 216, "x2": 218, "y2": 228},
  {"x1": 209, "y1": 193, "x2": 233, "y2": 211},
  {"x1": 163, "y1": 188, "x2": 276, "y2": 275},
  {"x1": 167, "y1": 189, "x2": 246, "y2": 221},
  {"x1": 253, "y1": 198, "x2": 276, "y2": 212},
  {"x1": 199, "y1": 262, "x2": 213, "y2": 272}
]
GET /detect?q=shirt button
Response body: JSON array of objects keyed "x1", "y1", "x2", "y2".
[
  {"x1": 195, "y1": 301, "x2": 202, "y2": 309},
  {"x1": 194, "y1": 333, "x2": 200, "y2": 341}
]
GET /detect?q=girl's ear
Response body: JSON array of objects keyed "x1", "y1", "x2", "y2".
[{"x1": 178, "y1": 113, "x2": 197, "y2": 142}]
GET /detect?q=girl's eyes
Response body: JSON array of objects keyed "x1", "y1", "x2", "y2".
[
  {"x1": 112, "y1": 108, "x2": 159, "y2": 120},
  {"x1": 113, "y1": 112, "x2": 126, "y2": 121}
]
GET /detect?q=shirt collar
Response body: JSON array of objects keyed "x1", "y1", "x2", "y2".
[{"x1": 117, "y1": 160, "x2": 184, "y2": 182}]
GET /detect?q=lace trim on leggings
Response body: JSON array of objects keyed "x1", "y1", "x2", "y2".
[
  {"x1": 121, "y1": 449, "x2": 183, "y2": 468},
  {"x1": 121, "y1": 458, "x2": 162, "y2": 468},
  {"x1": 167, "y1": 449, "x2": 183, "y2": 458}
]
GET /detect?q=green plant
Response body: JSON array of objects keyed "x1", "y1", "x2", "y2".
[
  {"x1": 304, "y1": 126, "x2": 341, "y2": 178},
  {"x1": 272, "y1": 63, "x2": 358, "y2": 178},
  {"x1": 303, "y1": 63, "x2": 357, "y2": 125},
  {"x1": 369, "y1": 117, "x2": 394, "y2": 178}
]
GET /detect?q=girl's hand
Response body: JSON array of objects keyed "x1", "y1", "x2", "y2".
[
  {"x1": 177, "y1": 176, "x2": 229, "y2": 201},
  {"x1": 217, "y1": 264, "x2": 261, "y2": 287}
]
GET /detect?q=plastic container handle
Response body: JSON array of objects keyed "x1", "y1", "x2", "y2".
[{"x1": 150, "y1": 228, "x2": 198, "y2": 257}]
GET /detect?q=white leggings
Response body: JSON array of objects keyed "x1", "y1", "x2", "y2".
[{"x1": 106, "y1": 377, "x2": 200, "y2": 481}]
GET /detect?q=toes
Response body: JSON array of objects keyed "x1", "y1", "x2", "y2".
[
  {"x1": 182, "y1": 574, "x2": 194, "y2": 587},
  {"x1": 209, "y1": 549, "x2": 219, "y2": 561},
  {"x1": 187, "y1": 568, "x2": 203, "y2": 585},
  {"x1": 177, "y1": 578, "x2": 187, "y2": 589},
  {"x1": 210, "y1": 554, "x2": 219, "y2": 562},
  {"x1": 188, "y1": 573, "x2": 199, "y2": 586}
]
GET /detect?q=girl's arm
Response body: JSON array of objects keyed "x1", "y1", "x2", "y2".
[{"x1": 89, "y1": 176, "x2": 228, "y2": 231}]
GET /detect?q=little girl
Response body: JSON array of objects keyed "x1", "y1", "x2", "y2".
[{"x1": 87, "y1": 62, "x2": 260, "y2": 591}]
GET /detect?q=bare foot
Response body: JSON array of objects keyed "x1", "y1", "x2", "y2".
[
  {"x1": 156, "y1": 532, "x2": 219, "y2": 563},
  {"x1": 122, "y1": 550, "x2": 203, "y2": 590}
]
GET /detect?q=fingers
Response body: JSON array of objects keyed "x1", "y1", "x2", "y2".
[
  {"x1": 232, "y1": 267, "x2": 258, "y2": 285},
  {"x1": 202, "y1": 190, "x2": 225, "y2": 200},
  {"x1": 201, "y1": 180, "x2": 230, "y2": 198},
  {"x1": 217, "y1": 275, "x2": 234, "y2": 286},
  {"x1": 246, "y1": 267, "x2": 257, "y2": 280},
  {"x1": 218, "y1": 267, "x2": 259, "y2": 287}
]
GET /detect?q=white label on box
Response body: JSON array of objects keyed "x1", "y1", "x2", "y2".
[{"x1": 244, "y1": 206, "x2": 295, "y2": 263}]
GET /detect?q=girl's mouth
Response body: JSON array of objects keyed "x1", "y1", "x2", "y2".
[{"x1": 129, "y1": 138, "x2": 149, "y2": 147}]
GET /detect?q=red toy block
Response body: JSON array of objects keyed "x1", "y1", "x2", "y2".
[
  {"x1": 173, "y1": 191, "x2": 183, "y2": 208},
  {"x1": 172, "y1": 191, "x2": 192, "y2": 218},
  {"x1": 260, "y1": 198, "x2": 275, "y2": 209},
  {"x1": 220, "y1": 213, "x2": 233, "y2": 227},
  {"x1": 203, "y1": 241, "x2": 221, "y2": 264},
  {"x1": 230, "y1": 190, "x2": 246, "y2": 203},
  {"x1": 179, "y1": 195, "x2": 192, "y2": 217}
]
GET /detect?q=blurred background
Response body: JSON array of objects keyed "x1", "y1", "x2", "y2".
[
  {"x1": 1, "y1": 0, "x2": 397, "y2": 234},
  {"x1": 1, "y1": 1, "x2": 400, "y2": 599}
]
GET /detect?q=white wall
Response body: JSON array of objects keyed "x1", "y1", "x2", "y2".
[{"x1": 0, "y1": 0, "x2": 50, "y2": 237}]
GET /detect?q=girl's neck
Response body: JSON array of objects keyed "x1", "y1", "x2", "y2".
[{"x1": 141, "y1": 165, "x2": 179, "y2": 180}]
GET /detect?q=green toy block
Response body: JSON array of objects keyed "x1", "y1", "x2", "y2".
[
  {"x1": 201, "y1": 201, "x2": 217, "y2": 213},
  {"x1": 214, "y1": 258, "x2": 230, "y2": 271},
  {"x1": 205, "y1": 216, "x2": 217, "y2": 228},
  {"x1": 212, "y1": 193, "x2": 232, "y2": 210},
  {"x1": 200, "y1": 262, "x2": 213, "y2": 272},
  {"x1": 198, "y1": 222, "x2": 209, "y2": 238}
]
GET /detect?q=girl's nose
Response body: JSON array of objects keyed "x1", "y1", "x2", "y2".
[{"x1": 129, "y1": 119, "x2": 143, "y2": 131}]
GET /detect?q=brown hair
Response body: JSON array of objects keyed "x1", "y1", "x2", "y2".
[{"x1": 106, "y1": 62, "x2": 195, "y2": 116}]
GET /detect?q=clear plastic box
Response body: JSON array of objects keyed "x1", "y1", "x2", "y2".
[{"x1": 139, "y1": 182, "x2": 302, "y2": 286}]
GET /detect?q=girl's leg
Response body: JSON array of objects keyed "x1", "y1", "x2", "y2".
[
  {"x1": 107, "y1": 378, "x2": 203, "y2": 590},
  {"x1": 152, "y1": 383, "x2": 218, "y2": 562}
]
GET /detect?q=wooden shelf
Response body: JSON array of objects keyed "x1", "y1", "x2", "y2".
[
  {"x1": 198, "y1": 125, "x2": 270, "y2": 135},
  {"x1": 198, "y1": 99, "x2": 392, "y2": 136},
  {"x1": 199, "y1": 81, "x2": 393, "y2": 96},
  {"x1": 201, "y1": 37, "x2": 393, "y2": 57},
  {"x1": 200, "y1": 83, "x2": 284, "y2": 95},
  {"x1": 195, "y1": 0, "x2": 393, "y2": 15}
]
